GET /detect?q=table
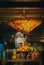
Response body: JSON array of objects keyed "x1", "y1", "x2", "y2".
[{"x1": 2, "y1": 59, "x2": 42, "y2": 65}]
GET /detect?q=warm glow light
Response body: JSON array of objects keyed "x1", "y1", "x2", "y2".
[{"x1": 8, "y1": 19, "x2": 41, "y2": 34}]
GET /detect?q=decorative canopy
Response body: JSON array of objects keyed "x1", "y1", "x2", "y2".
[{"x1": 8, "y1": 19, "x2": 41, "y2": 34}]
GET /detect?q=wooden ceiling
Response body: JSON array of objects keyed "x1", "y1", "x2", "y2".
[{"x1": 0, "y1": 8, "x2": 44, "y2": 20}]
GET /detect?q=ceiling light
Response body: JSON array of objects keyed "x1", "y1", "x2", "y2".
[{"x1": 8, "y1": 19, "x2": 41, "y2": 34}]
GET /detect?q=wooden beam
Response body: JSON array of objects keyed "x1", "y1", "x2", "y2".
[{"x1": 0, "y1": 8, "x2": 44, "y2": 20}]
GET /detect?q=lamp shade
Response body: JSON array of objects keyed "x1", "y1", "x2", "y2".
[{"x1": 8, "y1": 19, "x2": 41, "y2": 34}]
